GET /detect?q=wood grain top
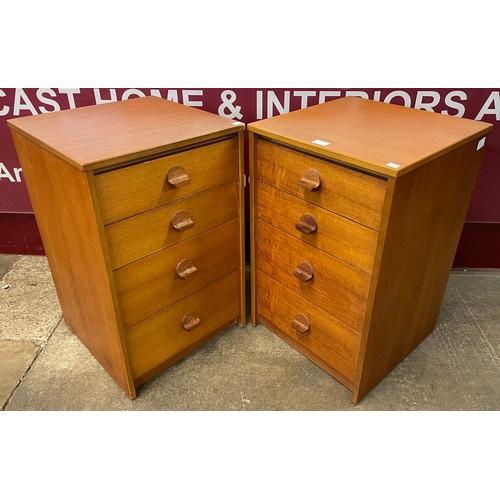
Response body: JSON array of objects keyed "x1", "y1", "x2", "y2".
[
  {"x1": 7, "y1": 96, "x2": 244, "y2": 171},
  {"x1": 248, "y1": 97, "x2": 493, "y2": 177}
]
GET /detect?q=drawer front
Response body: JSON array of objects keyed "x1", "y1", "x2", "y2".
[
  {"x1": 106, "y1": 182, "x2": 238, "y2": 269},
  {"x1": 257, "y1": 271, "x2": 361, "y2": 385},
  {"x1": 256, "y1": 220, "x2": 370, "y2": 333},
  {"x1": 256, "y1": 139, "x2": 387, "y2": 230},
  {"x1": 95, "y1": 137, "x2": 238, "y2": 225},
  {"x1": 126, "y1": 271, "x2": 240, "y2": 380},
  {"x1": 115, "y1": 219, "x2": 239, "y2": 328},
  {"x1": 256, "y1": 181, "x2": 378, "y2": 275}
]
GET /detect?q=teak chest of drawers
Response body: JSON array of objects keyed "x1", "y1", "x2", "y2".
[
  {"x1": 248, "y1": 97, "x2": 492, "y2": 403},
  {"x1": 8, "y1": 96, "x2": 246, "y2": 399}
]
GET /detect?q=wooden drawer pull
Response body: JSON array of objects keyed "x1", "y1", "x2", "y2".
[
  {"x1": 171, "y1": 210, "x2": 194, "y2": 231},
  {"x1": 298, "y1": 169, "x2": 321, "y2": 191},
  {"x1": 182, "y1": 312, "x2": 201, "y2": 331},
  {"x1": 291, "y1": 313, "x2": 310, "y2": 334},
  {"x1": 166, "y1": 166, "x2": 191, "y2": 188},
  {"x1": 176, "y1": 259, "x2": 198, "y2": 279},
  {"x1": 295, "y1": 214, "x2": 318, "y2": 235},
  {"x1": 293, "y1": 262, "x2": 314, "y2": 282}
]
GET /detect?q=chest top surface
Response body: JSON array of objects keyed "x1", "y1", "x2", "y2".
[
  {"x1": 248, "y1": 97, "x2": 492, "y2": 177},
  {"x1": 7, "y1": 96, "x2": 244, "y2": 171}
]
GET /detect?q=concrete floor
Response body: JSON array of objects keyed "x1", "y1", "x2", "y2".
[{"x1": 1, "y1": 253, "x2": 499, "y2": 411}]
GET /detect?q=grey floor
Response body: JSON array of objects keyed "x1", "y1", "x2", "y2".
[{"x1": 1, "y1": 253, "x2": 499, "y2": 411}]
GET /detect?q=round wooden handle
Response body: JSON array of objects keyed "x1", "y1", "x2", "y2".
[
  {"x1": 176, "y1": 259, "x2": 198, "y2": 279},
  {"x1": 182, "y1": 312, "x2": 201, "y2": 331},
  {"x1": 298, "y1": 169, "x2": 321, "y2": 191},
  {"x1": 295, "y1": 214, "x2": 318, "y2": 235},
  {"x1": 171, "y1": 210, "x2": 194, "y2": 231},
  {"x1": 291, "y1": 313, "x2": 310, "y2": 334},
  {"x1": 166, "y1": 166, "x2": 191, "y2": 187},
  {"x1": 293, "y1": 262, "x2": 314, "y2": 282}
]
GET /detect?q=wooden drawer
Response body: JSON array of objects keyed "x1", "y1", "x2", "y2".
[
  {"x1": 95, "y1": 138, "x2": 238, "y2": 225},
  {"x1": 106, "y1": 182, "x2": 238, "y2": 269},
  {"x1": 256, "y1": 139, "x2": 386, "y2": 230},
  {"x1": 256, "y1": 181, "x2": 378, "y2": 275},
  {"x1": 256, "y1": 220, "x2": 371, "y2": 333},
  {"x1": 257, "y1": 271, "x2": 361, "y2": 387},
  {"x1": 126, "y1": 271, "x2": 240, "y2": 381},
  {"x1": 115, "y1": 219, "x2": 239, "y2": 328}
]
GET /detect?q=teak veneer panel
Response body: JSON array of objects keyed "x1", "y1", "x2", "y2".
[
  {"x1": 249, "y1": 96, "x2": 493, "y2": 403},
  {"x1": 257, "y1": 272, "x2": 361, "y2": 387},
  {"x1": 8, "y1": 96, "x2": 244, "y2": 171},
  {"x1": 8, "y1": 97, "x2": 245, "y2": 399},
  {"x1": 353, "y1": 139, "x2": 487, "y2": 402},
  {"x1": 248, "y1": 96, "x2": 489, "y2": 177},
  {"x1": 95, "y1": 137, "x2": 238, "y2": 225},
  {"x1": 10, "y1": 130, "x2": 135, "y2": 398},
  {"x1": 106, "y1": 182, "x2": 238, "y2": 270},
  {"x1": 256, "y1": 220, "x2": 370, "y2": 333},
  {"x1": 115, "y1": 219, "x2": 239, "y2": 328},
  {"x1": 256, "y1": 181, "x2": 379, "y2": 275},
  {"x1": 127, "y1": 271, "x2": 240, "y2": 381},
  {"x1": 256, "y1": 139, "x2": 386, "y2": 230}
]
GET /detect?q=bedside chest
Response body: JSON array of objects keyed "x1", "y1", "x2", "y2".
[
  {"x1": 248, "y1": 97, "x2": 492, "y2": 403},
  {"x1": 8, "y1": 96, "x2": 246, "y2": 399}
]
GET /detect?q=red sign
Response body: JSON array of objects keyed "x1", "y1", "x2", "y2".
[{"x1": 1, "y1": 88, "x2": 499, "y2": 223}]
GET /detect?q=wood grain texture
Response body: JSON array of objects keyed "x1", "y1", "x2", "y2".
[
  {"x1": 256, "y1": 138, "x2": 387, "y2": 229},
  {"x1": 256, "y1": 220, "x2": 371, "y2": 332},
  {"x1": 237, "y1": 131, "x2": 246, "y2": 326},
  {"x1": 115, "y1": 219, "x2": 239, "y2": 327},
  {"x1": 256, "y1": 181, "x2": 379, "y2": 274},
  {"x1": 249, "y1": 132, "x2": 259, "y2": 326},
  {"x1": 106, "y1": 182, "x2": 238, "y2": 269},
  {"x1": 248, "y1": 97, "x2": 492, "y2": 177},
  {"x1": 126, "y1": 271, "x2": 240, "y2": 380},
  {"x1": 8, "y1": 96, "x2": 244, "y2": 171},
  {"x1": 10, "y1": 131, "x2": 136, "y2": 398},
  {"x1": 95, "y1": 137, "x2": 238, "y2": 224},
  {"x1": 353, "y1": 140, "x2": 488, "y2": 402},
  {"x1": 9, "y1": 97, "x2": 246, "y2": 400},
  {"x1": 251, "y1": 97, "x2": 493, "y2": 403},
  {"x1": 257, "y1": 271, "x2": 361, "y2": 387}
]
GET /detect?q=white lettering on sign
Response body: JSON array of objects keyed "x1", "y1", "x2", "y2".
[
  {"x1": 267, "y1": 91, "x2": 290, "y2": 117},
  {"x1": 415, "y1": 91, "x2": 440, "y2": 112},
  {"x1": 477, "y1": 137, "x2": 486, "y2": 150},
  {"x1": 182, "y1": 90, "x2": 203, "y2": 107},
  {"x1": 0, "y1": 163, "x2": 23, "y2": 182},
  {"x1": 475, "y1": 91, "x2": 500, "y2": 120},
  {"x1": 1, "y1": 88, "x2": 500, "y2": 123},
  {"x1": 94, "y1": 88, "x2": 118, "y2": 104},
  {"x1": 166, "y1": 90, "x2": 179, "y2": 102},
  {"x1": 384, "y1": 91, "x2": 411, "y2": 107},
  {"x1": 58, "y1": 88, "x2": 81, "y2": 109},
  {"x1": 1, "y1": 88, "x2": 81, "y2": 115},
  {"x1": 0, "y1": 89, "x2": 8, "y2": 116},
  {"x1": 442, "y1": 90, "x2": 467, "y2": 117},
  {"x1": 122, "y1": 89, "x2": 146, "y2": 99},
  {"x1": 14, "y1": 89, "x2": 38, "y2": 115},
  {"x1": 318, "y1": 91, "x2": 341, "y2": 104},
  {"x1": 256, "y1": 90, "x2": 263, "y2": 119},
  {"x1": 294, "y1": 90, "x2": 316, "y2": 109},
  {"x1": 218, "y1": 90, "x2": 243, "y2": 119},
  {"x1": 37, "y1": 88, "x2": 60, "y2": 113}
]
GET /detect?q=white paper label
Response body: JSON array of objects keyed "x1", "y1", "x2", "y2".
[
  {"x1": 386, "y1": 162, "x2": 400, "y2": 168},
  {"x1": 477, "y1": 137, "x2": 486, "y2": 150},
  {"x1": 312, "y1": 139, "x2": 330, "y2": 146}
]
